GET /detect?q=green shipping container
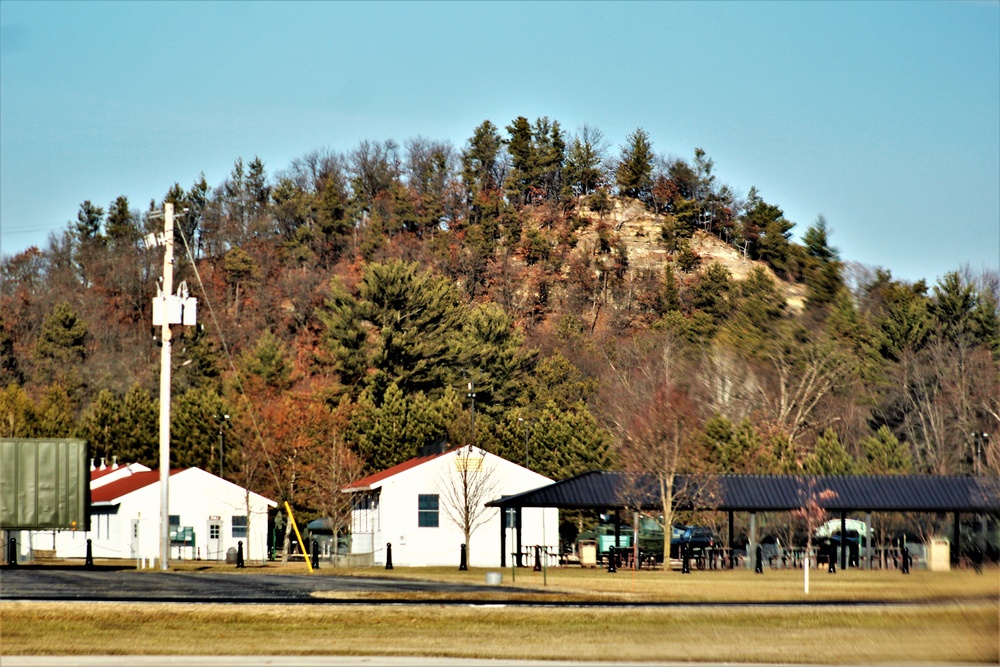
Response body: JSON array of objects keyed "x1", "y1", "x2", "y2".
[{"x1": 0, "y1": 438, "x2": 90, "y2": 530}]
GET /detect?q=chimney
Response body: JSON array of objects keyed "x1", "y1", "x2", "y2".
[
  {"x1": 112, "y1": 456, "x2": 118, "y2": 469},
  {"x1": 99, "y1": 457, "x2": 106, "y2": 470},
  {"x1": 90, "y1": 458, "x2": 95, "y2": 471}
]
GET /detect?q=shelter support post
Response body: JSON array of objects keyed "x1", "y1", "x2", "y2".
[
  {"x1": 499, "y1": 509, "x2": 506, "y2": 568},
  {"x1": 865, "y1": 512, "x2": 872, "y2": 570},
  {"x1": 515, "y1": 507, "x2": 523, "y2": 567},
  {"x1": 748, "y1": 512, "x2": 756, "y2": 570},
  {"x1": 728, "y1": 511, "x2": 735, "y2": 569},
  {"x1": 614, "y1": 509, "x2": 620, "y2": 549},
  {"x1": 953, "y1": 512, "x2": 960, "y2": 566},
  {"x1": 840, "y1": 512, "x2": 848, "y2": 570}
]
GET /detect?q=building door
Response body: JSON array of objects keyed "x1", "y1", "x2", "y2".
[
  {"x1": 131, "y1": 519, "x2": 140, "y2": 558},
  {"x1": 207, "y1": 519, "x2": 222, "y2": 560}
]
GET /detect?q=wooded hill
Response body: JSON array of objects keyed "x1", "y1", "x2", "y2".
[{"x1": 2, "y1": 117, "x2": 998, "y2": 526}]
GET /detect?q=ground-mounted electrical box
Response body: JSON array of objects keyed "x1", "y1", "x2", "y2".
[{"x1": 0, "y1": 438, "x2": 90, "y2": 531}]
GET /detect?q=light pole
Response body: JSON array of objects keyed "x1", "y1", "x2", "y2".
[
  {"x1": 972, "y1": 432, "x2": 988, "y2": 477},
  {"x1": 467, "y1": 381, "x2": 476, "y2": 447},
  {"x1": 518, "y1": 417, "x2": 534, "y2": 469},
  {"x1": 216, "y1": 414, "x2": 229, "y2": 479}
]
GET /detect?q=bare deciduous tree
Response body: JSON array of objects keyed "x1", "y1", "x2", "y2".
[
  {"x1": 760, "y1": 329, "x2": 855, "y2": 455},
  {"x1": 438, "y1": 446, "x2": 500, "y2": 565}
]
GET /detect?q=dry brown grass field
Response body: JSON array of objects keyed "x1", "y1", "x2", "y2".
[{"x1": 1, "y1": 562, "x2": 998, "y2": 663}]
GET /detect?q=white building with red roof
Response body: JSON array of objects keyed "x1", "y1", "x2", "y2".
[
  {"x1": 343, "y1": 446, "x2": 556, "y2": 568},
  {"x1": 24, "y1": 460, "x2": 275, "y2": 564}
]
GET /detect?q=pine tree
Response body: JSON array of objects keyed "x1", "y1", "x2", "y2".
[
  {"x1": 804, "y1": 429, "x2": 856, "y2": 475},
  {"x1": 859, "y1": 426, "x2": 911, "y2": 474},
  {"x1": 615, "y1": 128, "x2": 654, "y2": 201}
]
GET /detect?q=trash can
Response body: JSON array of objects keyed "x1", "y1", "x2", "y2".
[
  {"x1": 579, "y1": 540, "x2": 597, "y2": 567},
  {"x1": 928, "y1": 538, "x2": 949, "y2": 572}
]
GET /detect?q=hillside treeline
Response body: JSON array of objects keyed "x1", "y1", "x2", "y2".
[{"x1": 2, "y1": 117, "x2": 998, "y2": 523}]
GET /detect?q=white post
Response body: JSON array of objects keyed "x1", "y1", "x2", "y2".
[
  {"x1": 804, "y1": 556, "x2": 810, "y2": 594},
  {"x1": 158, "y1": 203, "x2": 174, "y2": 571}
]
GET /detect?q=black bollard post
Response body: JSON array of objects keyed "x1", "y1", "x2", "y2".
[
  {"x1": 385, "y1": 542, "x2": 394, "y2": 570},
  {"x1": 682, "y1": 544, "x2": 690, "y2": 574},
  {"x1": 311, "y1": 540, "x2": 320, "y2": 570},
  {"x1": 533, "y1": 545, "x2": 541, "y2": 572},
  {"x1": 828, "y1": 544, "x2": 836, "y2": 574},
  {"x1": 606, "y1": 547, "x2": 617, "y2": 573},
  {"x1": 459, "y1": 543, "x2": 468, "y2": 571},
  {"x1": 901, "y1": 545, "x2": 909, "y2": 574},
  {"x1": 236, "y1": 540, "x2": 245, "y2": 568},
  {"x1": 755, "y1": 545, "x2": 763, "y2": 574},
  {"x1": 7, "y1": 537, "x2": 16, "y2": 566},
  {"x1": 85, "y1": 539, "x2": 94, "y2": 568}
]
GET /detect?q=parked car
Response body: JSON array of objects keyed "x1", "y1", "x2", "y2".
[{"x1": 676, "y1": 526, "x2": 716, "y2": 554}]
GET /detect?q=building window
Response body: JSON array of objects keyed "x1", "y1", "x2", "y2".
[
  {"x1": 209, "y1": 524, "x2": 221, "y2": 540},
  {"x1": 418, "y1": 494, "x2": 439, "y2": 528},
  {"x1": 232, "y1": 515, "x2": 247, "y2": 538}
]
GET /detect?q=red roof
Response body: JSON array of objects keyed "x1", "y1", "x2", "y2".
[
  {"x1": 91, "y1": 469, "x2": 183, "y2": 503},
  {"x1": 344, "y1": 447, "x2": 462, "y2": 491}
]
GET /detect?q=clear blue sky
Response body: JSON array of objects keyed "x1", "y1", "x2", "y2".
[{"x1": 2, "y1": 1, "x2": 997, "y2": 285}]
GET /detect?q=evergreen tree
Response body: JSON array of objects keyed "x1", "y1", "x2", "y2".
[
  {"x1": 239, "y1": 331, "x2": 295, "y2": 391},
  {"x1": 564, "y1": 125, "x2": 606, "y2": 197},
  {"x1": 462, "y1": 120, "x2": 504, "y2": 204},
  {"x1": 73, "y1": 201, "x2": 105, "y2": 243},
  {"x1": 804, "y1": 429, "x2": 856, "y2": 475},
  {"x1": 462, "y1": 302, "x2": 533, "y2": 413},
  {"x1": 79, "y1": 389, "x2": 125, "y2": 462},
  {"x1": 356, "y1": 260, "x2": 469, "y2": 399},
  {"x1": 348, "y1": 382, "x2": 456, "y2": 472},
  {"x1": 526, "y1": 401, "x2": 613, "y2": 480},
  {"x1": 802, "y1": 215, "x2": 843, "y2": 309},
  {"x1": 319, "y1": 277, "x2": 369, "y2": 395},
  {"x1": 0, "y1": 384, "x2": 38, "y2": 438},
  {"x1": 36, "y1": 303, "x2": 88, "y2": 384},
  {"x1": 171, "y1": 387, "x2": 227, "y2": 471},
  {"x1": 35, "y1": 385, "x2": 76, "y2": 438},
  {"x1": 105, "y1": 196, "x2": 139, "y2": 248},
  {"x1": 615, "y1": 128, "x2": 654, "y2": 201},
  {"x1": 504, "y1": 116, "x2": 534, "y2": 206},
  {"x1": 117, "y1": 385, "x2": 158, "y2": 466},
  {"x1": 859, "y1": 425, "x2": 911, "y2": 474}
]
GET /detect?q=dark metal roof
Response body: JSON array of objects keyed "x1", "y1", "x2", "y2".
[{"x1": 486, "y1": 471, "x2": 1000, "y2": 514}]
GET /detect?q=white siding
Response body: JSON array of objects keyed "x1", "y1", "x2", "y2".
[
  {"x1": 349, "y1": 449, "x2": 558, "y2": 568},
  {"x1": 23, "y1": 467, "x2": 275, "y2": 564}
]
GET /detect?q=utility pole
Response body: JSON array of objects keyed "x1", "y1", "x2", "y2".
[
  {"x1": 158, "y1": 202, "x2": 174, "y2": 572},
  {"x1": 144, "y1": 202, "x2": 196, "y2": 572}
]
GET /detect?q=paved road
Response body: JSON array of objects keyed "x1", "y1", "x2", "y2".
[
  {"x1": 1, "y1": 565, "x2": 979, "y2": 608},
  {"x1": 0, "y1": 565, "x2": 537, "y2": 604}
]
